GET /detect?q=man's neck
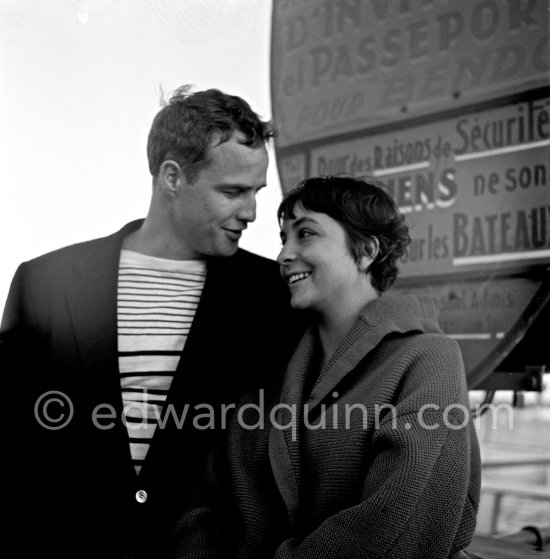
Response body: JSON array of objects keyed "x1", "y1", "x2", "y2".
[{"x1": 122, "y1": 220, "x2": 194, "y2": 260}]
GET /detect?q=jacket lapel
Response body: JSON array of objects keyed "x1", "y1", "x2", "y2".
[
  {"x1": 269, "y1": 329, "x2": 316, "y2": 525},
  {"x1": 140, "y1": 253, "x2": 257, "y2": 476},
  {"x1": 159, "y1": 254, "x2": 237, "y2": 408},
  {"x1": 65, "y1": 220, "x2": 143, "y2": 400}
]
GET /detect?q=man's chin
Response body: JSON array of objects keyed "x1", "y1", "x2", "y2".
[
  {"x1": 226, "y1": 245, "x2": 239, "y2": 256},
  {"x1": 213, "y1": 242, "x2": 239, "y2": 257}
]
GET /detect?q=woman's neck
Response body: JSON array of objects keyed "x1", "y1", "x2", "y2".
[
  {"x1": 315, "y1": 278, "x2": 380, "y2": 370},
  {"x1": 316, "y1": 309, "x2": 363, "y2": 370},
  {"x1": 317, "y1": 321, "x2": 353, "y2": 371}
]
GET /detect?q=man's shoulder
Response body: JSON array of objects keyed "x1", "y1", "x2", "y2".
[
  {"x1": 21, "y1": 220, "x2": 142, "y2": 274},
  {"x1": 213, "y1": 249, "x2": 288, "y2": 301},
  {"x1": 233, "y1": 248, "x2": 279, "y2": 271},
  {"x1": 228, "y1": 249, "x2": 282, "y2": 287},
  {"x1": 27, "y1": 237, "x2": 108, "y2": 267}
]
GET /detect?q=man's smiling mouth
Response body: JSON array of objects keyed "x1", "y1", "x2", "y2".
[{"x1": 224, "y1": 229, "x2": 244, "y2": 240}]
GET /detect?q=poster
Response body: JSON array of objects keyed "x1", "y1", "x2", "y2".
[{"x1": 271, "y1": 0, "x2": 550, "y2": 147}]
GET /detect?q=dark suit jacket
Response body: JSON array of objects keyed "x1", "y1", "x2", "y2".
[{"x1": 0, "y1": 220, "x2": 303, "y2": 559}]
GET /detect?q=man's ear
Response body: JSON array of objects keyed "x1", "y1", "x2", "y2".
[
  {"x1": 158, "y1": 160, "x2": 183, "y2": 195},
  {"x1": 358, "y1": 237, "x2": 379, "y2": 271}
]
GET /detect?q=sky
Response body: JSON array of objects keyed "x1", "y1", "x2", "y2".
[{"x1": 0, "y1": 0, "x2": 282, "y2": 308}]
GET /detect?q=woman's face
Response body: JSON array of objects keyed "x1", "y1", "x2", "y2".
[{"x1": 277, "y1": 203, "x2": 372, "y2": 317}]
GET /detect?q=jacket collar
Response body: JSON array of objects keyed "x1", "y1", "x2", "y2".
[{"x1": 66, "y1": 219, "x2": 144, "y2": 388}]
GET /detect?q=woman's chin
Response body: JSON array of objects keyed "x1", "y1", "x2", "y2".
[{"x1": 290, "y1": 297, "x2": 309, "y2": 311}]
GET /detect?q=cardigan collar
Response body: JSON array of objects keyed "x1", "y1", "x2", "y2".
[
  {"x1": 270, "y1": 294, "x2": 443, "y2": 523},
  {"x1": 307, "y1": 294, "x2": 443, "y2": 411}
]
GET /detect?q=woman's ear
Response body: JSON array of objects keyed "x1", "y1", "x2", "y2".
[{"x1": 358, "y1": 237, "x2": 379, "y2": 272}]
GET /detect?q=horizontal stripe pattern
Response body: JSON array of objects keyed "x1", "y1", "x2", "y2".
[{"x1": 117, "y1": 250, "x2": 206, "y2": 474}]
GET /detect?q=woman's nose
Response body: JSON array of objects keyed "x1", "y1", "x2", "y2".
[{"x1": 277, "y1": 242, "x2": 296, "y2": 265}]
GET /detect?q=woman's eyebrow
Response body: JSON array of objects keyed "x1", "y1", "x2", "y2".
[{"x1": 291, "y1": 216, "x2": 318, "y2": 228}]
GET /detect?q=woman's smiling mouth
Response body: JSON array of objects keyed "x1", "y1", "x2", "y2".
[{"x1": 288, "y1": 272, "x2": 312, "y2": 285}]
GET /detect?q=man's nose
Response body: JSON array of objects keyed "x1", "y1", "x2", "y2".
[{"x1": 237, "y1": 195, "x2": 257, "y2": 223}]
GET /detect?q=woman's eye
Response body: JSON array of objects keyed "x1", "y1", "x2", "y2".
[{"x1": 298, "y1": 229, "x2": 314, "y2": 239}]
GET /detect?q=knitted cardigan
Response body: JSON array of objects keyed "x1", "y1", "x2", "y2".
[{"x1": 173, "y1": 295, "x2": 481, "y2": 559}]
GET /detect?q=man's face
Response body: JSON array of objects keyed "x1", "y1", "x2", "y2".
[{"x1": 173, "y1": 132, "x2": 268, "y2": 259}]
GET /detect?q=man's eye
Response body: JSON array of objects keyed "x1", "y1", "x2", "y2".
[
  {"x1": 223, "y1": 190, "x2": 241, "y2": 198},
  {"x1": 298, "y1": 229, "x2": 314, "y2": 238}
]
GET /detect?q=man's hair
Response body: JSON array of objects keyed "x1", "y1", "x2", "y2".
[
  {"x1": 278, "y1": 175, "x2": 410, "y2": 293},
  {"x1": 147, "y1": 85, "x2": 275, "y2": 182}
]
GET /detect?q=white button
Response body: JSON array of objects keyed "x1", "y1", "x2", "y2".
[{"x1": 135, "y1": 489, "x2": 148, "y2": 503}]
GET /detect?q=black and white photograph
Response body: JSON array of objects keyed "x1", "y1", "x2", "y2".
[{"x1": 1, "y1": 1, "x2": 549, "y2": 558}]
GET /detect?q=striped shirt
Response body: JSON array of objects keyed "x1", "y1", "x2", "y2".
[{"x1": 117, "y1": 249, "x2": 206, "y2": 474}]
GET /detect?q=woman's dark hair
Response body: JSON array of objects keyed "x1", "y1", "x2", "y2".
[
  {"x1": 278, "y1": 175, "x2": 410, "y2": 293},
  {"x1": 147, "y1": 85, "x2": 275, "y2": 182}
]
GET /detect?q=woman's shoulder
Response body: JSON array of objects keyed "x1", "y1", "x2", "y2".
[{"x1": 374, "y1": 331, "x2": 466, "y2": 393}]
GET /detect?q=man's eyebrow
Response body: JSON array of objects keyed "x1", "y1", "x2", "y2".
[{"x1": 217, "y1": 183, "x2": 267, "y2": 190}]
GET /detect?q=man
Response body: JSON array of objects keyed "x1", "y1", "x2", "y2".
[{"x1": 0, "y1": 86, "x2": 302, "y2": 559}]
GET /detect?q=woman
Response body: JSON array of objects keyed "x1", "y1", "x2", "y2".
[{"x1": 173, "y1": 175, "x2": 481, "y2": 559}]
